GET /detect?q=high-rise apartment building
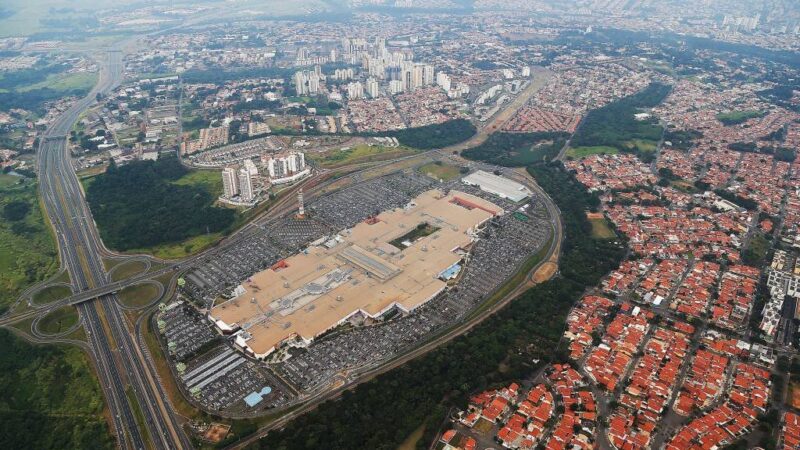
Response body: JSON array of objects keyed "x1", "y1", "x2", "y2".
[
  {"x1": 222, "y1": 167, "x2": 239, "y2": 199},
  {"x1": 366, "y1": 78, "x2": 380, "y2": 98},
  {"x1": 347, "y1": 81, "x2": 364, "y2": 99},
  {"x1": 239, "y1": 167, "x2": 255, "y2": 202}
]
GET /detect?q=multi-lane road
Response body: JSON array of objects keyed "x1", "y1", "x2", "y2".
[{"x1": 37, "y1": 50, "x2": 191, "y2": 450}]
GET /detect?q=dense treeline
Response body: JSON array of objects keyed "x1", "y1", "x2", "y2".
[
  {"x1": 181, "y1": 67, "x2": 294, "y2": 84},
  {"x1": 386, "y1": 119, "x2": 477, "y2": 149},
  {"x1": 253, "y1": 162, "x2": 625, "y2": 450},
  {"x1": 0, "y1": 63, "x2": 67, "y2": 91},
  {"x1": 0, "y1": 63, "x2": 91, "y2": 112},
  {"x1": 0, "y1": 87, "x2": 91, "y2": 113},
  {"x1": 86, "y1": 155, "x2": 234, "y2": 250},
  {"x1": 664, "y1": 129, "x2": 702, "y2": 150},
  {"x1": 0, "y1": 329, "x2": 113, "y2": 449},
  {"x1": 714, "y1": 189, "x2": 758, "y2": 211},
  {"x1": 461, "y1": 131, "x2": 569, "y2": 166},
  {"x1": 716, "y1": 110, "x2": 765, "y2": 126},
  {"x1": 571, "y1": 83, "x2": 670, "y2": 159}
]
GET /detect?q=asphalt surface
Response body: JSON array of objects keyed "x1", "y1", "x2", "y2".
[{"x1": 37, "y1": 50, "x2": 190, "y2": 450}]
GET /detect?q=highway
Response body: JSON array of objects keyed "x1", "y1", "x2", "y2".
[{"x1": 36, "y1": 50, "x2": 190, "y2": 450}]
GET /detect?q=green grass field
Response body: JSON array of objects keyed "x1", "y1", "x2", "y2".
[
  {"x1": 170, "y1": 168, "x2": 223, "y2": 197},
  {"x1": 589, "y1": 217, "x2": 616, "y2": 239},
  {"x1": 126, "y1": 232, "x2": 222, "y2": 260},
  {"x1": 109, "y1": 259, "x2": 148, "y2": 281},
  {"x1": 566, "y1": 146, "x2": 619, "y2": 159},
  {"x1": 17, "y1": 72, "x2": 98, "y2": 93},
  {"x1": 308, "y1": 144, "x2": 416, "y2": 168},
  {"x1": 38, "y1": 306, "x2": 79, "y2": 335},
  {"x1": 418, "y1": 162, "x2": 463, "y2": 181},
  {"x1": 623, "y1": 139, "x2": 658, "y2": 154},
  {"x1": 32, "y1": 284, "x2": 72, "y2": 305},
  {"x1": 118, "y1": 283, "x2": 161, "y2": 308},
  {"x1": 0, "y1": 174, "x2": 59, "y2": 313}
]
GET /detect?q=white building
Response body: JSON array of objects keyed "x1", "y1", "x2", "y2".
[
  {"x1": 222, "y1": 167, "x2": 239, "y2": 198},
  {"x1": 266, "y1": 151, "x2": 310, "y2": 184},
  {"x1": 436, "y1": 72, "x2": 451, "y2": 92},
  {"x1": 294, "y1": 70, "x2": 321, "y2": 96},
  {"x1": 239, "y1": 167, "x2": 255, "y2": 202},
  {"x1": 461, "y1": 170, "x2": 532, "y2": 203},
  {"x1": 347, "y1": 81, "x2": 364, "y2": 99},
  {"x1": 242, "y1": 158, "x2": 258, "y2": 177},
  {"x1": 366, "y1": 77, "x2": 379, "y2": 98}
]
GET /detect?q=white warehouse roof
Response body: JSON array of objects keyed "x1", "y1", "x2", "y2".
[{"x1": 461, "y1": 170, "x2": 532, "y2": 203}]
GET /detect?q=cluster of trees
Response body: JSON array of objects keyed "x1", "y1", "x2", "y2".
[
  {"x1": 385, "y1": 119, "x2": 477, "y2": 149},
  {"x1": 0, "y1": 329, "x2": 114, "y2": 449},
  {"x1": 180, "y1": 67, "x2": 294, "y2": 84},
  {"x1": 461, "y1": 131, "x2": 569, "y2": 166},
  {"x1": 0, "y1": 63, "x2": 91, "y2": 113},
  {"x1": 758, "y1": 85, "x2": 800, "y2": 110},
  {"x1": 765, "y1": 146, "x2": 796, "y2": 162},
  {"x1": 0, "y1": 87, "x2": 90, "y2": 114},
  {"x1": 232, "y1": 99, "x2": 282, "y2": 113},
  {"x1": 253, "y1": 162, "x2": 625, "y2": 450},
  {"x1": 716, "y1": 110, "x2": 765, "y2": 126},
  {"x1": 86, "y1": 155, "x2": 235, "y2": 251},
  {"x1": 2, "y1": 200, "x2": 30, "y2": 221},
  {"x1": 664, "y1": 129, "x2": 702, "y2": 151},
  {"x1": 571, "y1": 83, "x2": 670, "y2": 160},
  {"x1": 714, "y1": 188, "x2": 758, "y2": 211}
]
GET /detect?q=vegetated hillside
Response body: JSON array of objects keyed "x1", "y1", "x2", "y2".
[
  {"x1": 0, "y1": 63, "x2": 94, "y2": 113},
  {"x1": 253, "y1": 162, "x2": 625, "y2": 450},
  {"x1": 0, "y1": 329, "x2": 114, "y2": 449},
  {"x1": 86, "y1": 155, "x2": 234, "y2": 251},
  {"x1": 388, "y1": 119, "x2": 477, "y2": 149},
  {"x1": 570, "y1": 82, "x2": 671, "y2": 161},
  {"x1": 461, "y1": 131, "x2": 569, "y2": 166},
  {"x1": 0, "y1": 174, "x2": 58, "y2": 313}
]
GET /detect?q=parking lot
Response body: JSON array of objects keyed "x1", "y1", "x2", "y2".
[
  {"x1": 158, "y1": 301, "x2": 295, "y2": 413},
  {"x1": 277, "y1": 199, "x2": 552, "y2": 392},
  {"x1": 178, "y1": 166, "x2": 553, "y2": 396}
]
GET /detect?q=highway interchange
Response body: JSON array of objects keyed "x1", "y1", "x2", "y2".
[
  {"x1": 35, "y1": 50, "x2": 191, "y2": 450},
  {"x1": 2, "y1": 49, "x2": 564, "y2": 450}
]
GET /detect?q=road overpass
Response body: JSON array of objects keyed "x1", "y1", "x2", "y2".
[{"x1": 36, "y1": 49, "x2": 191, "y2": 450}]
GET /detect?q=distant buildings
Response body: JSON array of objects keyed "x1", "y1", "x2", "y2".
[
  {"x1": 181, "y1": 125, "x2": 229, "y2": 155},
  {"x1": 346, "y1": 81, "x2": 364, "y2": 99},
  {"x1": 294, "y1": 70, "x2": 321, "y2": 96},
  {"x1": 366, "y1": 77, "x2": 379, "y2": 98},
  {"x1": 200, "y1": 126, "x2": 229, "y2": 148},
  {"x1": 247, "y1": 122, "x2": 271, "y2": 137}
]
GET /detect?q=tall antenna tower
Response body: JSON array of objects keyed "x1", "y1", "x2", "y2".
[{"x1": 296, "y1": 188, "x2": 305, "y2": 218}]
